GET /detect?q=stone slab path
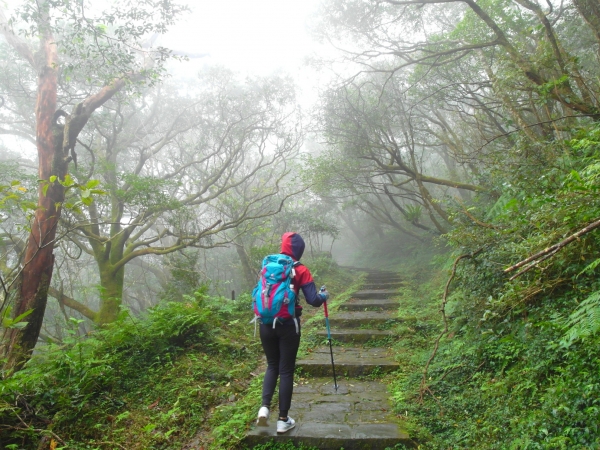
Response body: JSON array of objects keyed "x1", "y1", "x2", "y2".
[{"x1": 245, "y1": 270, "x2": 413, "y2": 449}]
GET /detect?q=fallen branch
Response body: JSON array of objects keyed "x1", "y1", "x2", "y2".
[
  {"x1": 505, "y1": 217, "x2": 600, "y2": 280},
  {"x1": 419, "y1": 248, "x2": 482, "y2": 403},
  {"x1": 0, "y1": 407, "x2": 66, "y2": 446}
]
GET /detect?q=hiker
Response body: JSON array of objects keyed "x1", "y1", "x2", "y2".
[{"x1": 254, "y1": 232, "x2": 329, "y2": 434}]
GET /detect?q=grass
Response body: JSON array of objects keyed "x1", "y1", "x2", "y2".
[
  {"x1": 379, "y1": 243, "x2": 600, "y2": 448},
  {"x1": 1, "y1": 293, "x2": 265, "y2": 450},
  {"x1": 380, "y1": 253, "x2": 449, "y2": 444},
  {"x1": 1, "y1": 254, "x2": 442, "y2": 450}
]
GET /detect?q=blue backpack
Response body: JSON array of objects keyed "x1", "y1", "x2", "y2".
[{"x1": 252, "y1": 254, "x2": 299, "y2": 328}]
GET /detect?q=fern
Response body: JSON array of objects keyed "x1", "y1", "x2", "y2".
[
  {"x1": 577, "y1": 258, "x2": 600, "y2": 278},
  {"x1": 485, "y1": 192, "x2": 518, "y2": 220},
  {"x1": 561, "y1": 291, "x2": 600, "y2": 346},
  {"x1": 405, "y1": 204, "x2": 422, "y2": 222}
]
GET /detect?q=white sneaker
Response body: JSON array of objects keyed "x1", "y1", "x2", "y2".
[
  {"x1": 256, "y1": 406, "x2": 269, "y2": 426},
  {"x1": 276, "y1": 416, "x2": 296, "y2": 434}
]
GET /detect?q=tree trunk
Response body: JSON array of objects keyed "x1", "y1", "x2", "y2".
[
  {"x1": 47, "y1": 255, "x2": 127, "y2": 325},
  {"x1": 49, "y1": 286, "x2": 98, "y2": 322},
  {"x1": 235, "y1": 242, "x2": 257, "y2": 289},
  {"x1": 340, "y1": 212, "x2": 365, "y2": 244},
  {"x1": 96, "y1": 264, "x2": 125, "y2": 324},
  {"x1": 2, "y1": 37, "x2": 66, "y2": 371}
]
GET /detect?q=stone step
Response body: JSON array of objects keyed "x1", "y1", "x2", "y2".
[
  {"x1": 245, "y1": 378, "x2": 412, "y2": 449},
  {"x1": 329, "y1": 311, "x2": 397, "y2": 328},
  {"x1": 340, "y1": 266, "x2": 398, "y2": 275},
  {"x1": 353, "y1": 290, "x2": 398, "y2": 300},
  {"x1": 296, "y1": 347, "x2": 399, "y2": 376},
  {"x1": 362, "y1": 281, "x2": 404, "y2": 290},
  {"x1": 365, "y1": 275, "x2": 402, "y2": 282},
  {"x1": 340, "y1": 299, "x2": 399, "y2": 311},
  {"x1": 316, "y1": 329, "x2": 395, "y2": 343}
]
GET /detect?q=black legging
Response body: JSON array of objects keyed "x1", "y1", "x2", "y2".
[{"x1": 259, "y1": 319, "x2": 301, "y2": 418}]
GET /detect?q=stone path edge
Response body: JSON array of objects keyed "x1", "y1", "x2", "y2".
[{"x1": 245, "y1": 423, "x2": 411, "y2": 450}]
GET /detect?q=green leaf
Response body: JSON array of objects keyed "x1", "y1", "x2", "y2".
[
  {"x1": 86, "y1": 179, "x2": 100, "y2": 189},
  {"x1": 143, "y1": 423, "x2": 157, "y2": 433},
  {"x1": 12, "y1": 308, "x2": 33, "y2": 324},
  {"x1": 49, "y1": 175, "x2": 57, "y2": 183},
  {"x1": 1, "y1": 305, "x2": 13, "y2": 327},
  {"x1": 1, "y1": 307, "x2": 33, "y2": 329},
  {"x1": 116, "y1": 411, "x2": 130, "y2": 423},
  {"x1": 577, "y1": 258, "x2": 600, "y2": 278},
  {"x1": 62, "y1": 174, "x2": 74, "y2": 187}
]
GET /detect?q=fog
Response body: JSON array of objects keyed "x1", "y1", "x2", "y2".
[
  {"x1": 163, "y1": 0, "x2": 321, "y2": 75},
  {"x1": 2, "y1": 0, "x2": 592, "y2": 338},
  {"x1": 3, "y1": 2, "x2": 600, "y2": 448}
]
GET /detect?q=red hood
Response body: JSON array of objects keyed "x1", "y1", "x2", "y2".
[{"x1": 280, "y1": 232, "x2": 305, "y2": 261}]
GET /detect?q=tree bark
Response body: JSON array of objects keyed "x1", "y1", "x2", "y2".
[
  {"x1": 2, "y1": 27, "x2": 64, "y2": 372},
  {"x1": 96, "y1": 264, "x2": 125, "y2": 324},
  {"x1": 235, "y1": 241, "x2": 257, "y2": 290},
  {"x1": 1, "y1": 21, "x2": 138, "y2": 372},
  {"x1": 47, "y1": 286, "x2": 98, "y2": 322}
]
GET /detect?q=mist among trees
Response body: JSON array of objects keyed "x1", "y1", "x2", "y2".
[{"x1": 1, "y1": 0, "x2": 600, "y2": 448}]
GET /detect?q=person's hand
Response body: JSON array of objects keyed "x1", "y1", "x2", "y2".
[{"x1": 319, "y1": 285, "x2": 329, "y2": 301}]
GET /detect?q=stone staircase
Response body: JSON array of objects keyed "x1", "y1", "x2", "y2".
[{"x1": 245, "y1": 270, "x2": 414, "y2": 449}]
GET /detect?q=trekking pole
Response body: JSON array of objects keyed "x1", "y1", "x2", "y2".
[{"x1": 322, "y1": 289, "x2": 339, "y2": 392}]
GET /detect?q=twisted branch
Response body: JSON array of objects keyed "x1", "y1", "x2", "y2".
[{"x1": 419, "y1": 248, "x2": 482, "y2": 403}]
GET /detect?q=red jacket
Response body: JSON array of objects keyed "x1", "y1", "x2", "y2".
[{"x1": 280, "y1": 232, "x2": 325, "y2": 315}]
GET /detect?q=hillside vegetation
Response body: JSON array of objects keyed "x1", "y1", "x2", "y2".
[
  {"x1": 2, "y1": 0, "x2": 600, "y2": 448},
  {"x1": 0, "y1": 259, "x2": 357, "y2": 449}
]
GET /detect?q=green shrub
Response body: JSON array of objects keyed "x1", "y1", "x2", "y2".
[
  {"x1": 388, "y1": 125, "x2": 600, "y2": 449},
  {"x1": 0, "y1": 290, "x2": 261, "y2": 449}
]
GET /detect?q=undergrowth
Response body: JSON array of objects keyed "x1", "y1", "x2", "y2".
[
  {"x1": 388, "y1": 126, "x2": 600, "y2": 449},
  {"x1": 0, "y1": 254, "x2": 354, "y2": 450},
  {"x1": 0, "y1": 289, "x2": 260, "y2": 449}
]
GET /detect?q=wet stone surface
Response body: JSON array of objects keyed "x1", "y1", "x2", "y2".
[
  {"x1": 362, "y1": 276, "x2": 402, "y2": 283},
  {"x1": 316, "y1": 329, "x2": 395, "y2": 344},
  {"x1": 247, "y1": 378, "x2": 401, "y2": 429},
  {"x1": 362, "y1": 281, "x2": 404, "y2": 290},
  {"x1": 352, "y1": 289, "x2": 399, "y2": 299},
  {"x1": 340, "y1": 299, "x2": 400, "y2": 311},
  {"x1": 245, "y1": 271, "x2": 414, "y2": 449},
  {"x1": 328, "y1": 310, "x2": 398, "y2": 328},
  {"x1": 298, "y1": 344, "x2": 399, "y2": 379}
]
